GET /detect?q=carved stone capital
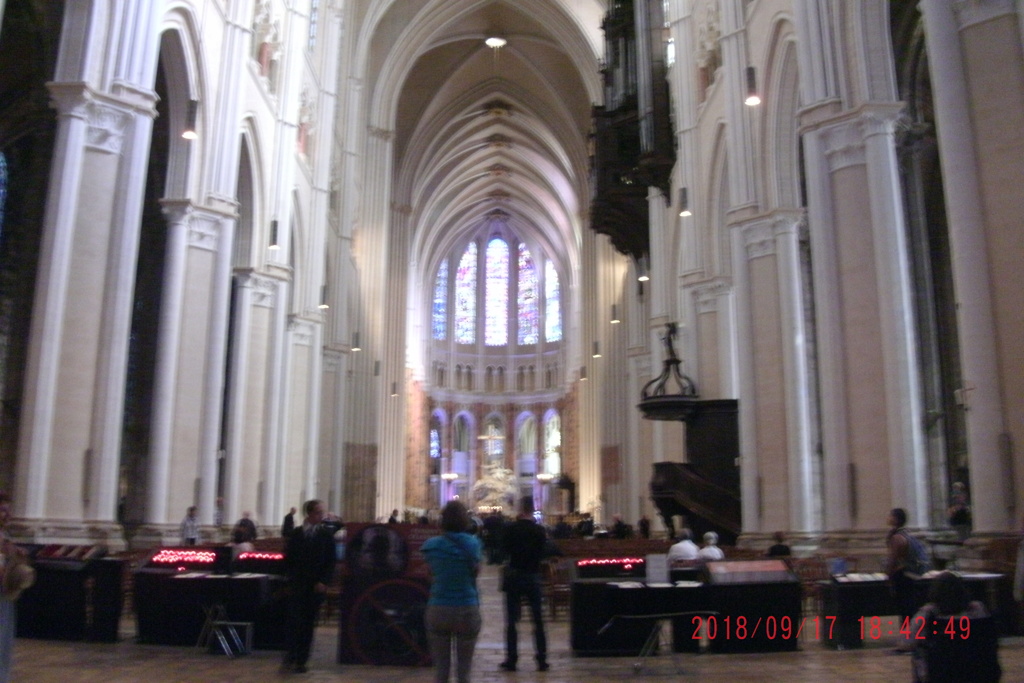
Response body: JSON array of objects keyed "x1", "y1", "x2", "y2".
[
  {"x1": 188, "y1": 214, "x2": 221, "y2": 251},
  {"x1": 46, "y1": 81, "x2": 91, "y2": 119},
  {"x1": 324, "y1": 348, "x2": 345, "y2": 371},
  {"x1": 693, "y1": 279, "x2": 732, "y2": 314},
  {"x1": 289, "y1": 317, "x2": 316, "y2": 345},
  {"x1": 159, "y1": 199, "x2": 195, "y2": 226},
  {"x1": 822, "y1": 119, "x2": 866, "y2": 172},
  {"x1": 86, "y1": 100, "x2": 133, "y2": 154},
  {"x1": 45, "y1": 84, "x2": 134, "y2": 154},
  {"x1": 742, "y1": 221, "x2": 777, "y2": 259},
  {"x1": 238, "y1": 272, "x2": 279, "y2": 308}
]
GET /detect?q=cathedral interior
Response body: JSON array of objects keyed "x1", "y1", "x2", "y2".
[{"x1": 0, "y1": 0, "x2": 1021, "y2": 563}]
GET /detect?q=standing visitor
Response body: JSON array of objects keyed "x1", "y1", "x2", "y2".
[
  {"x1": 420, "y1": 500, "x2": 482, "y2": 683},
  {"x1": 281, "y1": 499, "x2": 336, "y2": 674},
  {"x1": 637, "y1": 515, "x2": 651, "y2": 539},
  {"x1": 236, "y1": 511, "x2": 258, "y2": 542},
  {"x1": 610, "y1": 514, "x2": 630, "y2": 539},
  {"x1": 946, "y1": 482, "x2": 972, "y2": 541},
  {"x1": 500, "y1": 498, "x2": 548, "y2": 672},
  {"x1": 281, "y1": 507, "x2": 296, "y2": 537},
  {"x1": 886, "y1": 507, "x2": 927, "y2": 653},
  {"x1": 180, "y1": 506, "x2": 199, "y2": 545},
  {"x1": 482, "y1": 511, "x2": 505, "y2": 564}
]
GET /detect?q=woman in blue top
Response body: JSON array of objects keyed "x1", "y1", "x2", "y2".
[{"x1": 421, "y1": 500, "x2": 482, "y2": 683}]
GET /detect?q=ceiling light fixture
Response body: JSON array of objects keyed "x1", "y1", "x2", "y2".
[
  {"x1": 485, "y1": 36, "x2": 507, "y2": 49},
  {"x1": 268, "y1": 219, "x2": 279, "y2": 250},
  {"x1": 744, "y1": 66, "x2": 761, "y2": 106},
  {"x1": 678, "y1": 187, "x2": 692, "y2": 217},
  {"x1": 182, "y1": 100, "x2": 198, "y2": 140},
  {"x1": 637, "y1": 255, "x2": 650, "y2": 282}
]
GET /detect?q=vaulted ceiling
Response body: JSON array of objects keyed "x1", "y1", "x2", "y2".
[{"x1": 367, "y1": 0, "x2": 607, "y2": 280}]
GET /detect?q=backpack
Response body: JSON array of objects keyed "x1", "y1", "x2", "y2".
[{"x1": 899, "y1": 529, "x2": 931, "y2": 575}]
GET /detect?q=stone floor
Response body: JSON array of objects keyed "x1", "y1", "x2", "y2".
[{"x1": 12, "y1": 563, "x2": 1024, "y2": 682}]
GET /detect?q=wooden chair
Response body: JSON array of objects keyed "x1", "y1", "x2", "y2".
[
  {"x1": 542, "y1": 558, "x2": 573, "y2": 619},
  {"x1": 318, "y1": 561, "x2": 344, "y2": 624},
  {"x1": 790, "y1": 556, "x2": 831, "y2": 616}
]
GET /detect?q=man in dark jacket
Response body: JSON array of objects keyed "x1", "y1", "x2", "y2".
[
  {"x1": 281, "y1": 507, "x2": 296, "y2": 537},
  {"x1": 281, "y1": 499, "x2": 336, "y2": 673},
  {"x1": 499, "y1": 498, "x2": 549, "y2": 672}
]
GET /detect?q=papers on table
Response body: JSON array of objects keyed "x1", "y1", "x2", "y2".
[
  {"x1": 833, "y1": 572, "x2": 888, "y2": 582},
  {"x1": 607, "y1": 580, "x2": 704, "y2": 589}
]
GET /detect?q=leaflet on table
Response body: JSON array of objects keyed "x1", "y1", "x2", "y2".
[
  {"x1": 833, "y1": 572, "x2": 888, "y2": 582},
  {"x1": 608, "y1": 580, "x2": 704, "y2": 588}
]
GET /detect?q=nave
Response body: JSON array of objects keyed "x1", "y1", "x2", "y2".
[{"x1": 11, "y1": 563, "x2": 1024, "y2": 682}]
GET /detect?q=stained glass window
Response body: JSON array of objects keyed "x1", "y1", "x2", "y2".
[
  {"x1": 432, "y1": 259, "x2": 448, "y2": 340},
  {"x1": 439, "y1": 230, "x2": 563, "y2": 351},
  {"x1": 429, "y1": 426, "x2": 441, "y2": 459},
  {"x1": 544, "y1": 413, "x2": 561, "y2": 474},
  {"x1": 483, "y1": 419, "x2": 504, "y2": 465},
  {"x1": 308, "y1": 0, "x2": 320, "y2": 52},
  {"x1": 545, "y1": 260, "x2": 562, "y2": 341},
  {"x1": 517, "y1": 244, "x2": 538, "y2": 345},
  {"x1": 454, "y1": 242, "x2": 477, "y2": 344},
  {"x1": 485, "y1": 238, "x2": 508, "y2": 346},
  {"x1": 454, "y1": 415, "x2": 469, "y2": 452}
]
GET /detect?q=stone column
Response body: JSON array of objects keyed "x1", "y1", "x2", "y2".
[
  {"x1": 732, "y1": 214, "x2": 818, "y2": 533},
  {"x1": 802, "y1": 108, "x2": 927, "y2": 529},
  {"x1": 719, "y1": 0, "x2": 757, "y2": 210},
  {"x1": 258, "y1": 274, "x2": 286, "y2": 528},
  {"x1": 195, "y1": 215, "x2": 235, "y2": 525},
  {"x1": 223, "y1": 271, "x2": 257, "y2": 521},
  {"x1": 322, "y1": 349, "x2": 348, "y2": 514},
  {"x1": 792, "y1": 0, "x2": 839, "y2": 105},
  {"x1": 146, "y1": 202, "x2": 192, "y2": 525},
  {"x1": 918, "y1": 0, "x2": 1012, "y2": 531},
  {"x1": 88, "y1": 91, "x2": 159, "y2": 524},
  {"x1": 260, "y1": 279, "x2": 288, "y2": 523},
  {"x1": 15, "y1": 88, "x2": 119, "y2": 521},
  {"x1": 144, "y1": 204, "x2": 232, "y2": 529},
  {"x1": 359, "y1": 126, "x2": 394, "y2": 520}
]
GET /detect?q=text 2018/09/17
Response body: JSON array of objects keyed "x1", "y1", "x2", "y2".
[{"x1": 690, "y1": 615, "x2": 836, "y2": 641}]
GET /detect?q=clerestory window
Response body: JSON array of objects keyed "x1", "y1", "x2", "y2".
[{"x1": 432, "y1": 230, "x2": 561, "y2": 347}]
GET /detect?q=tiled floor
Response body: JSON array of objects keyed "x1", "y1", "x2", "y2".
[{"x1": 12, "y1": 564, "x2": 1024, "y2": 682}]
